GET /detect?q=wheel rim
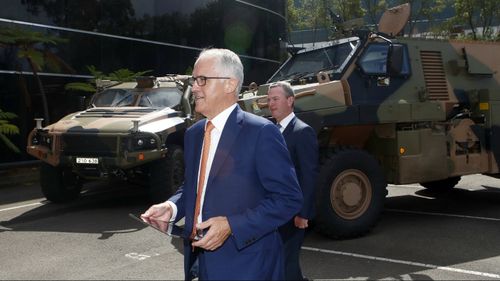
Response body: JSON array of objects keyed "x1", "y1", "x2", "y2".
[{"x1": 330, "y1": 169, "x2": 372, "y2": 220}]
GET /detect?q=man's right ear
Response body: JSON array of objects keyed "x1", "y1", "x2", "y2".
[{"x1": 224, "y1": 78, "x2": 238, "y2": 94}]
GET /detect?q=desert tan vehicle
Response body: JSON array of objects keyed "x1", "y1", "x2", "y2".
[
  {"x1": 27, "y1": 75, "x2": 194, "y2": 203},
  {"x1": 239, "y1": 3, "x2": 500, "y2": 238}
]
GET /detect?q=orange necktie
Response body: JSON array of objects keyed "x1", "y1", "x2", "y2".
[{"x1": 190, "y1": 121, "x2": 214, "y2": 240}]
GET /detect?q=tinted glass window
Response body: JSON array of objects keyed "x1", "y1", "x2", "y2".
[
  {"x1": 268, "y1": 41, "x2": 358, "y2": 82},
  {"x1": 359, "y1": 43, "x2": 410, "y2": 76},
  {"x1": 92, "y1": 88, "x2": 181, "y2": 108},
  {"x1": 359, "y1": 44, "x2": 389, "y2": 74},
  {"x1": 92, "y1": 89, "x2": 132, "y2": 107},
  {"x1": 139, "y1": 89, "x2": 182, "y2": 108}
]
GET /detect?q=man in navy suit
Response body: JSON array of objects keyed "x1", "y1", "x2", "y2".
[
  {"x1": 268, "y1": 81, "x2": 319, "y2": 281},
  {"x1": 141, "y1": 49, "x2": 303, "y2": 280}
]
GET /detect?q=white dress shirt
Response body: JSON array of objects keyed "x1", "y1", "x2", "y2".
[
  {"x1": 167, "y1": 104, "x2": 238, "y2": 223},
  {"x1": 277, "y1": 112, "x2": 295, "y2": 133}
]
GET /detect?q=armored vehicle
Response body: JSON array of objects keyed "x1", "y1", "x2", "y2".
[
  {"x1": 27, "y1": 75, "x2": 194, "y2": 203},
  {"x1": 239, "y1": 3, "x2": 500, "y2": 239}
]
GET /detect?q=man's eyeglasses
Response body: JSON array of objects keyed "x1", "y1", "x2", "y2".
[{"x1": 189, "y1": 76, "x2": 230, "y2": 86}]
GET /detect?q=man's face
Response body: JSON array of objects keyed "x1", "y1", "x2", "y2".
[
  {"x1": 192, "y1": 57, "x2": 234, "y2": 119},
  {"x1": 267, "y1": 86, "x2": 294, "y2": 122}
]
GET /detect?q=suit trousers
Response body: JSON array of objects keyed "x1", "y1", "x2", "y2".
[{"x1": 281, "y1": 223, "x2": 306, "y2": 280}]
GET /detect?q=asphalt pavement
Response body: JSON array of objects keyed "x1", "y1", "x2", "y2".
[{"x1": 1, "y1": 173, "x2": 500, "y2": 280}]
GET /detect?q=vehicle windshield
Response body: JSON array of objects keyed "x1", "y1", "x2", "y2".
[
  {"x1": 91, "y1": 88, "x2": 182, "y2": 108},
  {"x1": 268, "y1": 39, "x2": 359, "y2": 83}
]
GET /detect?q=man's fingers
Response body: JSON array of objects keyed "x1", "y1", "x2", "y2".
[{"x1": 192, "y1": 216, "x2": 231, "y2": 251}]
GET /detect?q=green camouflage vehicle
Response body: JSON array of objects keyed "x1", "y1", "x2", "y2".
[
  {"x1": 239, "y1": 3, "x2": 500, "y2": 239},
  {"x1": 27, "y1": 75, "x2": 194, "y2": 203}
]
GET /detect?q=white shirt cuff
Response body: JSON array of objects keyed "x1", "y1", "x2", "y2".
[{"x1": 166, "y1": 201, "x2": 177, "y2": 222}]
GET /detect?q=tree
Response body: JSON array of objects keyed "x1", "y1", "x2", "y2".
[
  {"x1": 334, "y1": 0, "x2": 365, "y2": 23},
  {"x1": 65, "y1": 65, "x2": 152, "y2": 94},
  {"x1": 287, "y1": 0, "x2": 366, "y2": 34},
  {"x1": 362, "y1": 0, "x2": 387, "y2": 29},
  {"x1": 454, "y1": 0, "x2": 499, "y2": 40},
  {"x1": 395, "y1": 0, "x2": 446, "y2": 37},
  {"x1": 0, "y1": 27, "x2": 69, "y2": 124},
  {"x1": 0, "y1": 109, "x2": 20, "y2": 153}
]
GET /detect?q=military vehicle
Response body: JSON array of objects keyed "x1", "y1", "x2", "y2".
[
  {"x1": 27, "y1": 75, "x2": 194, "y2": 203},
  {"x1": 239, "y1": 3, "x2": 500, "y2": 239}
]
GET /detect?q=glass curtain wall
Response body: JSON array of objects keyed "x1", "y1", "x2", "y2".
[{"x1": 0, "y1": 0, "x2": 286, "y2": 163}]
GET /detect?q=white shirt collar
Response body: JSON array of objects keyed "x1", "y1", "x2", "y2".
[
  {"x1": 278, "y1": 112, "x2": 295, "y2": 132},
  {"x1": 207, "y1": 103, "x2": 238, "y2": 132}
]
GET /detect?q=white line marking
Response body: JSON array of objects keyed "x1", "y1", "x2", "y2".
[
  {"x1": 385, "y1": 209, "x2": 500, "y2": 222},
  {"x1": 0, "y1": 202, "x2": 44, "y2": 212},
  {"x1": 389, "y1": 184, "x2": 421, "y2": 188},
  {"x1": 302, "y1": 246, "x2": 500, "y2": 279}
]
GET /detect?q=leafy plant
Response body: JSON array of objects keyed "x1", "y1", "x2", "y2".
[
  {"x1": 0, "y1": 109, "x2": 20, "y2": 153},
  {"x1": 65, "y1": 65, "x2": 152, "y2": 93},
  {"x1": 0, "y1": 27, "x2": 70, "y2": 124}
]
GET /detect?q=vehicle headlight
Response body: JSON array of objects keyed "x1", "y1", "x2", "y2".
[
  {"x1": 32, "y1": 131, "x2": 52, "y2": 148},
  {"x1": 125, "y1": 134, "x2": 159, "y2": 151}
]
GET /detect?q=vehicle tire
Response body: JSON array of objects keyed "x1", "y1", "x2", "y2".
[
  {"x1": 148, "y1": 145, "x2": 184, "y2": 203},
  {"x1": 420, "y1": 176, "x2": 461, "y2": 191},
  {"x1": 315, "y1": 148, "x2": 387, "y2": 239},
  {"x1": 40, "y1": 162, "x2": 82, "y2": 203}
]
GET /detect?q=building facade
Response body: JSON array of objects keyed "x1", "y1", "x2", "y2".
[{"x1": 0, "y1": 0, "x2": 287, "y2": 163}]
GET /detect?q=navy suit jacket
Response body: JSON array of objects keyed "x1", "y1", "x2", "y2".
[
  {"x1": 282, "y1": 116, "x2": 319, "y2": 220},
  {"x1": 169, "y1": 105, "x2": 303, "y2": 280}
]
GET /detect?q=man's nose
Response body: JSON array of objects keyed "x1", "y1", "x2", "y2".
[{"x1": 192, "y1": 82, "x2": 201, "y2": 92}]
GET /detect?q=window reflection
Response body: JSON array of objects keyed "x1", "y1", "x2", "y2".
[
  {"x1": 268, "y1": 40, "x2": 359, "y2": 83},
  {"x1": 92, "y1": 88, "x2": 181, "y2": 108}
]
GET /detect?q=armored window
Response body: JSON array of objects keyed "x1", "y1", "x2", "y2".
[
  {"x1": 140, "y1": 89, "x2": 182, "y2": 108},
  {"x1": 359, "y1": 44, "x2": 389, "y2": 74},
  {"x1": 359, "y1": 43, "x2": 410, "y2": 76},
  {"x1": 267, "y1": 39, "x2": 359, "y2": 83},
  {"x1": 92, "y1": 89, "x2": 133, "y2": 107}
]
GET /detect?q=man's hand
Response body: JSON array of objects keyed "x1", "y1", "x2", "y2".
[
  {"x1": 294, "y1": 216, "x2": 308, "y2": 229},
  {"x1": 141, "y1": 202, "x2": 172, "y2": 222},
  {"x1": 191, "y1": 216, "x2": 232, "y2": 251}
]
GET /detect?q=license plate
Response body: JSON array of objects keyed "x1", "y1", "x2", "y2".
[{"x1": 76, "y1": 157, "x2": 99, "y2": 164}]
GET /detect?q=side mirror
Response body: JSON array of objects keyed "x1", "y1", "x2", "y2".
[{"x1": 387, "y1": 44, "x2": 404, "y2": 75}]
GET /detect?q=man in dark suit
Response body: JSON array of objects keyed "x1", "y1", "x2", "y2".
[
  {"x1": 268, "y1": 81, "x2": 319, "y2": 281},
  {"x1": 141, "y1": 49, "x2": 303, "y2": 280}
]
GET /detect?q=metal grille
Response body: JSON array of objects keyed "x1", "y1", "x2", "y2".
[
  {"x1": 61, "y1": 134, "x2": 118, "y2": 157},
  {"x1": 420, "y1": 50, "x2": 449, "y2": 100}
]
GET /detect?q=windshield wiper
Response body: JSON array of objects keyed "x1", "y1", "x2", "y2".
[
  {"x1": 111, "y1": 93, "x2": 134, "y2": 107},
  {"x1": 281, "y1": 71, "x2": 309, "y2": 81}
]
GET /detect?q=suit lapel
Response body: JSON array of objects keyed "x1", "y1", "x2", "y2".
[
  {"x1": 282, "y1": 116, "x2": 296, "y2": 139},
  {"x1": 207, "y1": 106, "x2": 243, "y2": 184},
  {"x1": 191, "y1": 121, "x2": 205, "y2": 192}
]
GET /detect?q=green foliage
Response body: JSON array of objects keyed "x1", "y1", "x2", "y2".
[
  {"x1": 362, "y1": 0, "x2": 387, "y2": 26},
  {"x1": 287, "y1": 0, "x2": 365, "y2": 34},
  {"x1": 393, "y1": 0, "x2": 446, "y2": 37},
  {"x1": 64, "y1": 82, "x2": 96, "y2": 93},
  {"x1": 107, "y1": 68, "x2": 152, "y2": 82},
  {"x1": 0, "y1": 110, "x2": 18, "y2": 120},
  {"x1": 87, "y1": 65, "x2": 105, "y2": 79},
  {"x1": 0, "y1": 109, "x2": 20, "y2": 153},
  {"x1": 453, "y1": 0, "x2": 499, "y2": 40},
  {"x1": 0, "y1": 26, "x2": 70, "y2": 124},
  {"x1": 65, "y1": 66, "x2": 153, "y2": 93},
  {"x1": 0, "y1": 27, "x2": 68, "y2": 72}
]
